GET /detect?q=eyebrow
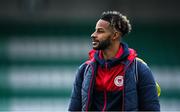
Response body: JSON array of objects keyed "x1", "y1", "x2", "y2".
[{"x1": 95, "y1": 27, "x2": 105, "y2": 30}]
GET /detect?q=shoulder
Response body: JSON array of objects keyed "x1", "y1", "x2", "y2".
[
  {"x1": 77, "y1": 60, "x2": 95, "y2": 74},
  {"x1": 135, "y1": 57, "x2": 155, "y2": 84},
  {"x1": 136, "y1": 57, "x2": 150, "y2": 73},
  {"x1": 74, "y1": 62, "x2": 88, "y2": 85},
  {"x1": 77, "y1": 62, "x2": 88, "y2": 73},
  {"x1": 136, "y1": 57, "x2": 147, "y2": 66},
  {"x1": 135, "y1": 57, "x2": 153, "y2": 79}
]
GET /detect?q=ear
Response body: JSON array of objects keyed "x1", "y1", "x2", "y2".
[{"x1": 112, "y1": 31, "x2": 121, "y2": 40}]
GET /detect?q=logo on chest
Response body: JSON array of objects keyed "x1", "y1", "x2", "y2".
[{"x1": 114, "y1": 75, "x2": 124, "y2": 87}]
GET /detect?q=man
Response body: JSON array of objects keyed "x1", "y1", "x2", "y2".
[{"x1": 68, "y1": 11, "x2": 160, "y2": 111}]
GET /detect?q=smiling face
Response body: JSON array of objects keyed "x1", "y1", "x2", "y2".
[{"x1": 91, "y1": 19, "x2": 114, "y2": 50}]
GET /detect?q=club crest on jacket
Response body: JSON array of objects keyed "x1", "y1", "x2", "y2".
[{"x1": 114, "y1": 75, "x2": 124, "y2": 87}]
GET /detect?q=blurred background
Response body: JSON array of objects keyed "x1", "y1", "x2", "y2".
[{"x1": 0, "y1": 0, "x2": 180, "y2": 111}]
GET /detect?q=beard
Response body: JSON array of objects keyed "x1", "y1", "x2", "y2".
[{"x1": 92, "y1": 38, "x2": 111, "y2": 50}]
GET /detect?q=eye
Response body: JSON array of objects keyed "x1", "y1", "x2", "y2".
[{"x1": 96, "y1": 29, "x2": 104, "y2": 33}]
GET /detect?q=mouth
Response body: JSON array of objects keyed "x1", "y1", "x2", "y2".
[
  {"x1": 92, "y1": 41, "x2": 99, "y2": 46},
  {"x1": 92, "y1": 41, "x2": 98, "y2": 44}
]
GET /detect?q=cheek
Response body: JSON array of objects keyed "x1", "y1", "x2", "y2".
[{"x1": 98, "y1": 33, "x2": 111, "y2": 41}]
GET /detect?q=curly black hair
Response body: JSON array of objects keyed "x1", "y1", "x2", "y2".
[{"x1": 101, "y1": 11, "x2": 131, "y2": 36}]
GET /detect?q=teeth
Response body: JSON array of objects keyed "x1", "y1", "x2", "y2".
[{"x1": 92, "y1": 42, "x2": 97, "y2": 45}]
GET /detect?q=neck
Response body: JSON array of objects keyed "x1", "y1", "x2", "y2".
[{"x1": 102, "y1": 41, "x2": 120, "y2": 60}]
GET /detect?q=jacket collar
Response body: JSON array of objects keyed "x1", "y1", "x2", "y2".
[{"x1": 88, "y1": 42, "x2": 137, "y2": 68}]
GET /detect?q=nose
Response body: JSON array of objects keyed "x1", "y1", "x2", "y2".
[{"x1": 91, "y1": 32, "x2": 96, "y2": 39}]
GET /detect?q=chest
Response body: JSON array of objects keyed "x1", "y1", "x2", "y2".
[{"x1": 95, "y1": 64, "x2": 125, "y2": 91}]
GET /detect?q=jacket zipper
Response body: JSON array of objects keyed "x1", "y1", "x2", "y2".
[{"x1": 102, "y1": 90, "x2": 107, "y2": 111}]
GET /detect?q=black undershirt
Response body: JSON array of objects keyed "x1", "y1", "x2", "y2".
[{"x1": 90, "y1": 89, "x2": 123, "y2": 111}]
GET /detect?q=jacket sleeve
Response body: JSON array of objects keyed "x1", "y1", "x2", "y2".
[
  {"x1": 68, "y1": 63, "x2": 87, "y2": 111},
  {"x1": 137, "y1": 60, "x2": 160, "y2": 111}
]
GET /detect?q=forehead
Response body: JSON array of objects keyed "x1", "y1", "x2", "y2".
[{"x1": 96, "y1": 19, "x2": 110, "y2": 29}]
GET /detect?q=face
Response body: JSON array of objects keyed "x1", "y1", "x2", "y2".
[{"x1": 91, "y1": 19, "x2": 114, "y2": 50}]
